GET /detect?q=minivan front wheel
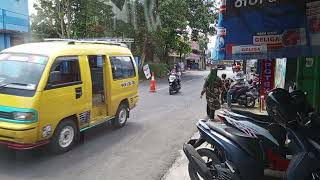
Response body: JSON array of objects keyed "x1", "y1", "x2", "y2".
[
  {"x1": 112, "y1": 103, "x2": 129, "y2": 128},
  {"x1": 49, "y1": 119, "x2": 77, "y2": 154}
]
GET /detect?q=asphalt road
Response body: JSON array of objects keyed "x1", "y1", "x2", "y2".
[{"x1": 0, "y1": 70, "x2": 210, "y2": 180}]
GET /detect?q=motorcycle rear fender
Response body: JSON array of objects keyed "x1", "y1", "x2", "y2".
[
  {"x1": 197, "y1": 122, "x2": 264, "y2": 180},
  {"x1": 187, "y1": 138, "x2": 206, "y2": 148}
]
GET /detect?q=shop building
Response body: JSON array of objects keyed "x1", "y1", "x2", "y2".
[{"x1": 0, "y1": 0, "x2": 30, "y2": 50}]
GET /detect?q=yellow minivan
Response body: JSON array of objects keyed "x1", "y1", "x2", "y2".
[{"x1": 0, "y1": 41, "x2": 139, "y2": 153}]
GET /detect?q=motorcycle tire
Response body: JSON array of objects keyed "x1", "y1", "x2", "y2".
[
  {"x1": 169, "y1": 88, "x2": 173, "y2": 95},
  {"x1": 188, "y1": 148, "x2": 222, "y2": 180},
  {"x1": 245, "y1": 95, "x2": 256, "y2": 108}
]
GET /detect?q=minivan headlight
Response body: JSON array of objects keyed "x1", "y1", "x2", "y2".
[{"x1": 13, "y1": 112, "x2": 36, "y2": 121}]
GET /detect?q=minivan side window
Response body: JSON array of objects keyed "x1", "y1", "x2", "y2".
[
  {"x1": 46, "y1": 56, "x2": 81, "y2": 88},
  {"x1": 110, "y1": 56, "x2": 135, "y2": 80}
]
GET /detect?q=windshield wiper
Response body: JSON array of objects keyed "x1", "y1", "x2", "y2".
[
  {"x1": 0, "y1": 83, "x2": 30, "y2": 90},
  {"x1": 9, "y1": 83, "x2": 29, "y2": 86},
  {"x1": 0, "y1": 83, "x2": 9, "y2": 90}
]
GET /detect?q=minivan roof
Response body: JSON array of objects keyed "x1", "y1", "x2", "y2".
[{"x1": 2, "y1": 42, "x2": 132, "y2": 57}]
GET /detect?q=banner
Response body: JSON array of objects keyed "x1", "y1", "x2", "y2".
[
  {"x1": 213, "y1": 0, "x2": 320, "y2": 60},
  {"x1": 260, "y1": 59, "x2": 275, "y2": 96},
  {"x1": 143, "y1": 64, "x2": 151, "y2": 79}
]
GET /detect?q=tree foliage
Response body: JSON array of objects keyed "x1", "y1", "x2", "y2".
[
  {"x1": 31, "y1": 0, "x2": 114, "y2": 39},
  {"x1": 31, "y1": 0, "x2": 217, "y2": 63},
  {"x1": 186, "y1": 0, "x2": 215, "y2": 40}
]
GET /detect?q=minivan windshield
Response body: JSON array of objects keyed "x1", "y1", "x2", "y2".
[{"x1": 0, "y1": 53, "x2": 48, "y2": 91}]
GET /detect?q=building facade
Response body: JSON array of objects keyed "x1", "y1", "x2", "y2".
[{"x1": 0, "y1": 0, "x2": 29, "y2": 50}]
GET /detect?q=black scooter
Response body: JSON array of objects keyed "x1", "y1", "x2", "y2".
[
  {"x1": 229, "y1": 84, "x2": 256, "y2": 108},
  {"x1": 184, "y1": 89, "x2": 320, "y2": 180},
  {"x1": 168, "y1": 73, "x2": 181, "y2": 95}
]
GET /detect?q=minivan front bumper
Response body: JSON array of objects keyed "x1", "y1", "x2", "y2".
[
  {"x1": 0, "y1": 124, "x2": 48, "y2": 150},
  {"x1": 0, "y1": 139, "x2": 49, "y2": 150}
]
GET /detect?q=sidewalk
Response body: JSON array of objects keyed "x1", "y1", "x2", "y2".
[
  {"x1": 162, "y1": 107, "x2": 284, "y2": 180},
  {"x1": 162, "y1": 149, "x2": 284, "y2": 180}
]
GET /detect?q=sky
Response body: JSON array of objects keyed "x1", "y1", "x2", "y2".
[{"x1": 28, "y1": 0, "x2": 36, "y2": 15}]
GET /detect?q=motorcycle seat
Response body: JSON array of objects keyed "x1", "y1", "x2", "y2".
[
  {"x1": 230, "y1": 109, "x2": 272, "y2": 124},
  {"x1": 203, "y1": 121, "x2": 263, "y2": 161},
  {"x1": 224, "y1": 110, "x2": 287, "y2": 147}
]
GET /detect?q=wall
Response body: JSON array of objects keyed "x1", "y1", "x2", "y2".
[
  {"x1": 0, "y1": 0, "x2": 29, "y2": 32},
  {"x1": 297, "y1": 57, "x2": 320, "y2": 113},
  {"x1": 0, "y1": 0, "x2": 29, "y2": 50},
  {"x1": 0, "y1": 0, "x2": 29, "y2": 15},
  {"x1": 0, "y1": 34, "x2": 11, "y2": 49}
]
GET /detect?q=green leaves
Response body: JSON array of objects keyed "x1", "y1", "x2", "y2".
[
  {"x1": 186, "y1": 0, "x2": 216, "y2": 38},
  {"x1": 31, "y1": 0, "x2": 217, "y2": 63},
  {"x1": 31, "y1": 0, "x2": 114, "y2": 39}
]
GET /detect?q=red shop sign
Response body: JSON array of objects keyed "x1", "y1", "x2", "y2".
[{"x1": 260, "y1": 59, "x2": 275, "y2": 96}]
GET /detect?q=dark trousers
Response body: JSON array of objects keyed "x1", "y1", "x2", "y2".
[{"x1": 221, "y1": 91, "x2": 227, "y2": 104}]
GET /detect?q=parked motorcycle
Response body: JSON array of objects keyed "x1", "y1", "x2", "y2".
[
  {"x1": 229, "y1": 84, "x2": 256, "y2": 108},
  {"x1": 184, "y1": 89, "x2": 320, "y2": 180},
  {"x1": 168, "y1": 72, "x2": 181, "y2": 95},
  {"x1": 218, "y1": 109, "x2": 291, "y2": 170}
]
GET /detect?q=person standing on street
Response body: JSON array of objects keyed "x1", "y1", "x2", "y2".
[{"x1": 201, "y1": 68, "x2": 224, "y2": 119}]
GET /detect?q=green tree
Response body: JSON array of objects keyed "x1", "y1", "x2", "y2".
[
  {"x1": 154, "y1": 0, "x2": 189, "y2": 63},
  {"x1": 73, "y1": 0, "x2": 114, "y2": 38},
  {"x1": 176, "y1": 36, "x2": 192, "y2": 59},
  {"x1": 31, "y1": 0, "x2": 114, "y2": 39},
  {"x1": 186, "y1": 0, "x2": 215, "y2": 40}
]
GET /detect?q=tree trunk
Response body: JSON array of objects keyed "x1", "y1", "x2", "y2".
[
  {"x1": 65, "y1": 0, "x2": 72, "y2": 38},
  {"x1": 56, "y1": 1, "x2": 65, "y2": 38}
]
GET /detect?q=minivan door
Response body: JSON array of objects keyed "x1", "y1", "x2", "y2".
[
  {"x1": 40, "y1": 56, "x2": 89, "y2": 137},
  {"x1": 88, "y1": 55, "x2": 108, "y2": 125}
]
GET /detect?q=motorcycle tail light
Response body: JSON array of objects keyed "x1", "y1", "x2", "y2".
[{"x1": 217, "y1": 114, "x2": 226, "y2": 123}]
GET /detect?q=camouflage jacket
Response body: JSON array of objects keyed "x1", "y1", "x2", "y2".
[
  {"x1": 201, "y1": 77, "x2": 224, "y2": 110},
  {"x1": 201, "y1": 77, "x2": 224, "y2": 97}
]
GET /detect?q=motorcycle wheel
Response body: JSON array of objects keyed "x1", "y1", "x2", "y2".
[
  {"x1": 188, "y1": 148, "x2": 222, "y2": 180},
  {"x1": 245, "y1": 95, "x2": 256, "y2": 108},
  {"x1": 169, "y1": 88, "x2": 173, "y2": 95}
]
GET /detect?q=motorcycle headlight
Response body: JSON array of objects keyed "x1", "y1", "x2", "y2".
[{"x1": 13, "y1": 112, "x2": 36, "y2": 121}]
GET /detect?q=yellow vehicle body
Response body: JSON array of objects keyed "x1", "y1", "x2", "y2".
[{"x1": 0, "y1": 42, "x2": 139, "y2": 150}]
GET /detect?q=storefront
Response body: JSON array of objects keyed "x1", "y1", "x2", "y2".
[{"x1": 212, "y1": 0, "x2": 320, "y2": 112}]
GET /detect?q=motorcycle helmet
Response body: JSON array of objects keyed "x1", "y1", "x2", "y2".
[
  {"x1": 266, "y1": 88, "x2": 297, "y2": 126},
  {"x1": 290, "y1": 90, "x2": 307, "y2": 107},
  {"x1": 290, "y1": 90, "x2": 314, "y2": 119}
]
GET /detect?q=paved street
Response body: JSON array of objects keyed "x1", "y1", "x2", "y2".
[{"x1": 0, "y1": 70, "x2": 210, "y2": 180}]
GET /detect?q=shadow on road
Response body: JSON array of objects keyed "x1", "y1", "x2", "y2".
[{"x1": 0, "y1": 121, "x2": 143, "y2": 179}]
